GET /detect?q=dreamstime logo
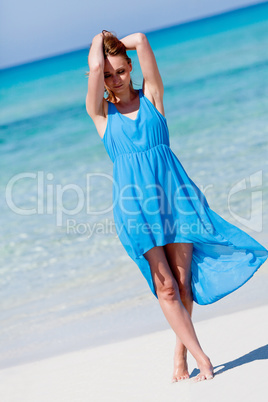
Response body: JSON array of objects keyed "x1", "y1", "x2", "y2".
[{"x1": 4, "y1": 169, "x2": 265, "y2": 233}]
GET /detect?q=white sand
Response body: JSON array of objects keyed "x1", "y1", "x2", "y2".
[{"x1": 1, "y1": 304, "x2": 267, "y2": 402}]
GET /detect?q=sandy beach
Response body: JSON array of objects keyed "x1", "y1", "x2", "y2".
[{"x1": 1, "y1": 302, "x2": 267, "y2": 402}]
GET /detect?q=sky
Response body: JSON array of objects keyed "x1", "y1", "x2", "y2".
[{"x1": 0, "y1": 0, "x2": 266, "y2": 69}]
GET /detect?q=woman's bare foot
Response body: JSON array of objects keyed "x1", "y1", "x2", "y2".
[
  {"x1": 172, "y1": 349, "x2": 190, "y2": 382},
  {"x1": 194, "y1": 356, "x2": 214, "y2": 382}
]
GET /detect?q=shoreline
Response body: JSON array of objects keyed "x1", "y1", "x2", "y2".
[
  {"x1": 1, "y1": 304, "x2": 267, "y2": 402},
  {"x1": 1, "y1": 260, "x2": 267, "y2": 371}
]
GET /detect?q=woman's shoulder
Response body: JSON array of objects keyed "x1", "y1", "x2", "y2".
[
  {"x1": 103, "y1": 98, "x2": 109, "y2": 117},
  {"x1": 141, "y1": 86, "x2": 165, "y2": 118},
  {"x1": 89, "y1": 99, "x2": 110, "y2": 140}
]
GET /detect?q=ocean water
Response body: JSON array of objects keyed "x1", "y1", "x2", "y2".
[{"x1": 1, "y1": 3, "x2": 268, "y2": 368}]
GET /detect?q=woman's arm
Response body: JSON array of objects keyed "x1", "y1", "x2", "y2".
[
  {"x1": 120, "y1": 33, "x2": 164, "y2": 103},
  {"x1": 86, "y1": 33, "x2": 105, "y2": 120}
]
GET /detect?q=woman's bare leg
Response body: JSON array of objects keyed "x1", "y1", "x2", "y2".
[
  {"x1": 144, "y1": 245, "x2": 213, "y2": 382},
  {"x1": 164, "y1": 242, "x2": 193, "y2": 381}
]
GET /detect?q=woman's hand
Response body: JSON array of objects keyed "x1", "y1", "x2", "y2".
[
  {"x1": 119, "y1": 32, "x2": 144, "y2": 51},
  {"x1": 102, "y1": 30, "x2": 113, "y2": 38},
  {"x1": 120, "y1": 33, "x2": 164, "y2": 113}
]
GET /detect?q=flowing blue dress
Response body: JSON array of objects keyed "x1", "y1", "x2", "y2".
[{"x1": 100, "y1": 88, "x2": 268, "y2": 305}]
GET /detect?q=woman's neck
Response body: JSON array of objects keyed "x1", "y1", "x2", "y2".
[{"x1": 114, "y1": 87, "x2": 138, "y2": 105}]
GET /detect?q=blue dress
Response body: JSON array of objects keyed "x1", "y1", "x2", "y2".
[{"x1": 100, "y1": 88, "x2": 268, "y2": 305}]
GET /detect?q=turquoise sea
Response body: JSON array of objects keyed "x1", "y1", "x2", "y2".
[{"x1": 1, "y1": 3, "x2": 268, "y2": 368}]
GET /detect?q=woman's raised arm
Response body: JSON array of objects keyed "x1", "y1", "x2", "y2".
[
  {"x1": 86, "y1": 33, "x2": 105, "y2": 120},
  {"x1": 120, "y1": 33, "x2": 164, "y2": 105}
]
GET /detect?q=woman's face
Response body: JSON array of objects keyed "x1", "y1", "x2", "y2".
[{"x1": 104, "y1": 55, "x2": 132, "y2": 94}]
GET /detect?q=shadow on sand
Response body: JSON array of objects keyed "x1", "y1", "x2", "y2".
[{"x1": 190, "y1": 344, "x2": 268, "y2": 378}]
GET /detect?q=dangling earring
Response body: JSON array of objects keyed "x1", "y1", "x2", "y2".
[{"x1": 104, "y1": 85, "x2": 109, "y2": 100}]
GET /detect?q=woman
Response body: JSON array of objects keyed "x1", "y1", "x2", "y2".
[{"x1": 86, "y1": 30, "x2": 268, "y2": 383}]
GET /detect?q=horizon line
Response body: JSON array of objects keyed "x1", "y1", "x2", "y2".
[{"x1": 0, "y1": 1, "x2": 266, "y2": 72}]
